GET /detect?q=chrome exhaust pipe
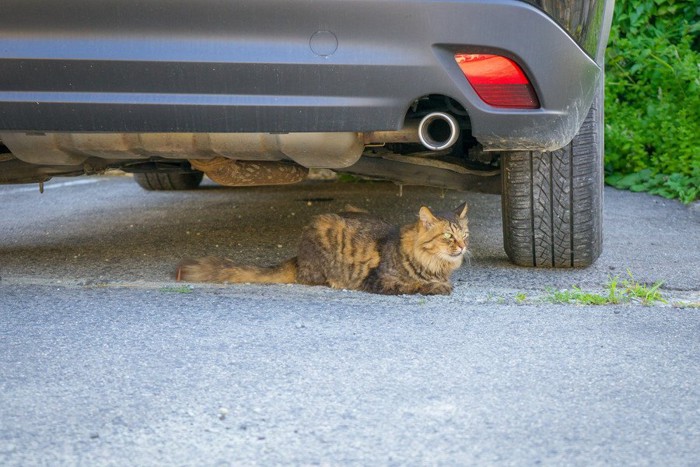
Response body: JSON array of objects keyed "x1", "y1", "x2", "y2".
[{"x1": 418, "y1": 112, "x2": 460, "y2": 151}]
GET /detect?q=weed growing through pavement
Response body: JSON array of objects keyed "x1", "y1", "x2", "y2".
[
  {"x1": 548, "y1": 271, "x2": 665, "y2": 306},
  {"x1": 521, "y1": 270, "x2": 667, "y2": 306},
  {"x1": 547, "y1": 286, "x2": 617, "y2": 306},
  {"x1": 620, "y1": 270, "x2": 665, "y2": 305}
]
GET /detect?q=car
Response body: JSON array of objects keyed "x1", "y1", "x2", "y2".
[{"x1": 0, "y1": 0, "x2": 614, "y2": 268}]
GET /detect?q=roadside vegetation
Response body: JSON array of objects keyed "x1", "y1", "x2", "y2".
[
  {"x1": 604, "y1": 0, "x2": 699, "y2": 203},
  {"x1": 513, "y1": 271, "x2": 674, "y2": 306},
  {"x1": 546, "y1": 271, "x2": 665, "y2": 306}
]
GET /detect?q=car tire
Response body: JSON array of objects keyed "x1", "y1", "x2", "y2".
[
  {"x1": 133, "y1": 172, "x2": 204, "y2": 191},
  {"x1": 501, "y1": 91, "x2": 603, "y2": 268}
]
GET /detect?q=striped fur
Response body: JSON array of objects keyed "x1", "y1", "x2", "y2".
[{"x1": 177, "y1": 203, "x2": 469, "y2": 295}]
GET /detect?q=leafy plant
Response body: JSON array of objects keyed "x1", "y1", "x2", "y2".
[
  {"x1": 546, "y1": 271, "x2": 665, "y2": 306},
  {"x1": 605, "y1": 168, "x2": 700, "y2": 204},
  {"x1": 604, "y1": 0, "x2": 700, "y2": 203},
  {"x1": 548, "y1": 286, "x2": 614, "y2": 306},
  {"x1": 621, "y1": 270, "x2": 665, "y2": 305}
]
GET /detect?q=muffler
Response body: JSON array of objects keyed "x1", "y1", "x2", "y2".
[
  {"x1": 417, "y1": 112, "x2": 460, "y2": 151},
  {"x1": 0, "y1": 112, "x2": 462, "y2": 177}
]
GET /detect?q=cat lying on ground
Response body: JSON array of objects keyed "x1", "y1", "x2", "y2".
[{"x1": 177, "y1": 202, "x2": 469, "y2": 295}]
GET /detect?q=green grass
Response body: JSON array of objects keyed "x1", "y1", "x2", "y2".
[
  {"x1": 621, "y1": 271, "x2": 665, "y2": 304},
  {"x1": 548, "y1": 287, "x2": 617, "y2": 306},
  {"x1": 544, "y1": 271, "x2": 666, "y2": 306}
]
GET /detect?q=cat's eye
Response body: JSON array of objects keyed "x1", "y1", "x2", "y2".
[{"x1": 443, "y1": 232, "x2": 453, "y2": 240}]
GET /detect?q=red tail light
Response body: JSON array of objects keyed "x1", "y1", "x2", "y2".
[{"x1": 454, "y1": 54, "x2": 539, "y2": 109}]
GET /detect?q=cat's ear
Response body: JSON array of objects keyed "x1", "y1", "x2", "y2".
[
  {"x1": 419, "y1": 206, "x2": 438, "y2": 229},
  {"x1": 454, "y1": 202, "x2": 468, "y2": 220}
]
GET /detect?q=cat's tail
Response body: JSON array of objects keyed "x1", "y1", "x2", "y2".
[{"x1": 176, "y1": 256, "x2": 298, "y2": 284}]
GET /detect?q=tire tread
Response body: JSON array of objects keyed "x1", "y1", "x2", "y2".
[
  {"x1": 502, "y1": 94, "x2": 603, "y2": 268},
  {"x1": 133, "y1": 172, "x2": 204, "y2": 191}
]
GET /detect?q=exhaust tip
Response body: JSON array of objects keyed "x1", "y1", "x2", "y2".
[{"x1": 418, "y1": 112, "x2": 460, "y2": 151}]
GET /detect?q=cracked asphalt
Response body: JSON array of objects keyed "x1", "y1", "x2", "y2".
[{"x1": 1, "y1": 174, "x2": 698, "y2": 465}]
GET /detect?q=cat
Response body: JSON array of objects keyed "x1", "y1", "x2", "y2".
[{"x1": 176, "y1": 202, "x2": 469, "y2": 295}]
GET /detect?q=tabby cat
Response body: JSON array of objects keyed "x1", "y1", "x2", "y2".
[{"x1": 177, "y1": 202, "x2": 469, "y2": 295}]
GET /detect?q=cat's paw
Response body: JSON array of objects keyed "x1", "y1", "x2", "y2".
[{"x1": 420, "y1": 282, "x2": 453, "y2": 296}]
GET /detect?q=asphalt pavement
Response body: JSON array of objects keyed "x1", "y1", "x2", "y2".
[{"x1": 1, "y1": 174, "x2": 699, "y2": 465}]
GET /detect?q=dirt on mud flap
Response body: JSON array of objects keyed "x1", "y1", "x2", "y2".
[{"x1": 189, "y1": 157, "x2": 308, "y2": 186}]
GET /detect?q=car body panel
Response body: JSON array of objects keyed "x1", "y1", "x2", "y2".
[{"x1": 0, "y1": 0, "x2": 612, "y2": 152}]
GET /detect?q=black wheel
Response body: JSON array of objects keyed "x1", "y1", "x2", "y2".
[
  {"x1": 133, "y1": 172, "x2": 204, "y2": 191},
  {"x1": 501, "y1": 91, "x2": 603, "y2": 268}
]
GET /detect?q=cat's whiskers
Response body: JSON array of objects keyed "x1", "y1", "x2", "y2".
[{"x1": 462, "y1": 249, "x2": 473, "y2": 267}]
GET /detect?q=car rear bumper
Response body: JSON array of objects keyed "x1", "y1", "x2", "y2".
[{"x1": 0, "y1": 0, "x2": 611, "y2": 151}]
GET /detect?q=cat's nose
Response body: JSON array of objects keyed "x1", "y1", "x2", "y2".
[{"x1": 459, "y1": 241, "x2": 468, "y2": 254}]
